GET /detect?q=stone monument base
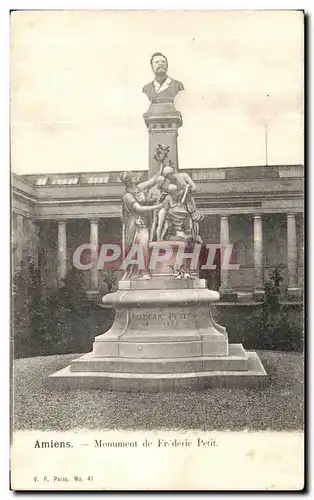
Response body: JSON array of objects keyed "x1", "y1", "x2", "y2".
[
  {"x1": 48, "y1": 346, "x2": 266, "y2": 391},
  {"x1": 48, "y1": 272, "x2": 267, "y2": 391}
]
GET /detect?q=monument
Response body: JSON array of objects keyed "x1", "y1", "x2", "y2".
[{"x1": 49, "y1": 54, "x2": 267, "y2": 391}]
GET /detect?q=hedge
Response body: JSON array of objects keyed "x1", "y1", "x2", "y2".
[{"x1": 12, "y1": 259, "x2": 303, "y2": 358}]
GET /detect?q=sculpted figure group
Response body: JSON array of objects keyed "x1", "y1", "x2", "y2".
[
  {"x1": 119, "y1": 53, "x2": 203, "y2": 280},
  {"x1": 120, "y1": 145, "x2": 204, "y2": 280}
]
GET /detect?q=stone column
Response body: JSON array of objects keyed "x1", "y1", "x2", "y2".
[
  {"x1": 57, "y1": 220, "x2": 67, "y2": 286},
  {"x1": 219, "y1": 215, "x2": 233, "y2": 298},
  {"x1": 145, "y1": 119, "x2": 182, "y2": 176},
  {"x1": 90, "y1": 218, "x2": 99, "y2": 291},
  {"x1": 287, "y1": 213, "x2": 301, "y2": 299},
  {"x1": 253, "y1": 215, "x2": 264, "y2": 299},
  {"x1": 143, "y1": 100, "x2": 183, "y2": 176}
]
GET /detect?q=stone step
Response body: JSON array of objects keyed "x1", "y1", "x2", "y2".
[
  {"x1": 48, "y1": 351, "x2": 268, "y2": 391},
  {"x1": 95, "y1": 340, "x2": 204, "y2": 358},
  {"x1": 118, "y1": 278, "x2": 207, "y2": 291},
  {"x1": 102, "y1": 288, "x2": 220, "y2": 307},
  {"x1": 70, "y1": 347, "x2": 249, "y2": 374}
]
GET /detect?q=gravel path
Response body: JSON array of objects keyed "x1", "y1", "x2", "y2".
[{"x1": 12, "y1": 351, "x2": 304, "y2": 431}]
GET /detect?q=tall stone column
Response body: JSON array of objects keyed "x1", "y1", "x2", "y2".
[
  {"x1": 90, "y1": 218, "x2": 99, "y2": 291},
  {"x1": 253, "y1": 214, "x2": 264, "y2": 299},
  {"x1": 144, "y1": 111, "x2": 182, "y2": 176},
  {"x1": 57, "y1": 220, "x2": 67, "y2": 286},
  {"x1": 16, "y1": 214, "x2": 24, "y2": 234},
  {"x1": 287, "y1": 213, "x2": 301, "y2": 300},
  {"x1": 219, "y1": 215, "x2": 233, "y2": 298},
  {"x1": 15, "y1": 214, "x2": 24, "y2": 265}
]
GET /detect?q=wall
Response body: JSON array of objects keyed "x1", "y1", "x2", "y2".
[
  {"x1": 198, "y1": 212, "x2": 303, "y2": 292},
  {"x1": 12, "y1": 214, "x2": 39, "y2": 271},
  {"x1": 213, "y1": 302, "x2": 303, "y2": 352},
  {"x1": 35, "y1": 213, "x2": 303, "y2": 295},
  {"x1": 38, "y1": 218, "x2": 123, "y2": 293},
  {"x1": 38, "y1": 220, "x2": 58, "y2": 292},
  {"x1": 229, "y1": 214, "x2": 254, "y2": 289},
  {"x1": 264, "y1": 213, "x2": 287, "y2": 267}
]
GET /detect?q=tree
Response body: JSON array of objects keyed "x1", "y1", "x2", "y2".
[
  {"x1": 12, "y1": 255, "x2": 45, "y2": 357},
  {"x1": 263, "y1": 264, "x2": 285, "y2": 308},
  {"x1": 102, "y1": 268, "x2": 118, "y2": 293}
]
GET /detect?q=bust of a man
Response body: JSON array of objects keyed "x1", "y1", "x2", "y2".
[{"x1": 142, "y1": 52, "x2": 184, "y2": 103}]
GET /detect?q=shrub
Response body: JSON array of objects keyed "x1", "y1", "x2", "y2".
[
  {"x1": 259, "y1": 265, "x2": 303, "y2": 351},
  {"x1": 13, "y1": 257, "x2": 303, "y2": 358},
  {"x1": 214, "y1": 302, "x2": 303, "y2": 352},
  {"x1": 263, "y1": 264, "x2": 286, "y2": 308},
  {"x1": 12, "y1": 256, "x2": 46, "y2": 358},
  {"x1": 12, "y1": 259, "x2": 114, "y2": 358},
  {"x1": 213, "y1": 264, "x2": 303, "y2": 352}
]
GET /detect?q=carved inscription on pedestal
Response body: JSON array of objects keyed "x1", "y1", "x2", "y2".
[
  {"x1": 131, "y1": 311, "x2": 164, "y2": 329},
  {"x1": 130, "y1": 309, "x2": 197, "y2": 330}
]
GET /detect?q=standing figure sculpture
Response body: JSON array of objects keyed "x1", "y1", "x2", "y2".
[
  {"x1": 120, "y1": 171, "x2": 163, "y2": 280},
  {"x1": 142, "y1": 52, "x2": 184, "y2": 104}
]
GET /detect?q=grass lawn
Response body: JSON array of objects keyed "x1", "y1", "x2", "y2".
[{"x1": 12, "y1": 351, "x2": 304, "y2": 432}]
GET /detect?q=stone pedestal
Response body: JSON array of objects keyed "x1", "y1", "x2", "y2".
[
  {"x1": 253, "y1": 289, "x2": 265, "y2": 302},
  {"x1": 144, "y1": 101, "x2": 182, "y2": 175},
  {"x1": 149, "y1": 240, "x2": 200, "y2": 278},
  {"x1": 93, "y1": 280, "x2": 228, "y2": 359},
  {"x1": 286, "y1": 287, "x2": 302, "y2": 301},
  {"x1": 86, "y1": 290, "x2": 100, "y2": 302},
  {"x1": 49, "y1": 252, "x2": 267, "y2": 391}
]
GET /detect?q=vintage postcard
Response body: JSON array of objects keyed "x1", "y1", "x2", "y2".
[{"x1": 10, "y1": 9, "x2": 304, "y2": 491}]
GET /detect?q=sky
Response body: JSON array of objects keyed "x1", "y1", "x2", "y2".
[{"x1": 10, "y1": 10, "x2": 304, "y2": 174}]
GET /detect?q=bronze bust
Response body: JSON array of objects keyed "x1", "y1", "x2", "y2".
[{"x1": 142, "y1": 52, "x2": 184, "y2": 104}]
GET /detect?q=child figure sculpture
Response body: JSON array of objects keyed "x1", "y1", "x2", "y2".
[{"x1": 150, "y1": 164, "x2": 204, "y2": 242}]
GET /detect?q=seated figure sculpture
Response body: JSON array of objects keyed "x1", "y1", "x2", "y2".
[{"x1": 150, "y1": 164, "x2": 204, "y2": 242}]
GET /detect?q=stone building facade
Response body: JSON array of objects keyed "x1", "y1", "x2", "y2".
[{"x1": 12, "y1": 164, "x2": 304, "y2": 301}]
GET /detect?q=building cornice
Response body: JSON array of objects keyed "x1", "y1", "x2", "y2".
[{"x1": 12, "y1": 164, "x2": 304, "y2": 219}]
